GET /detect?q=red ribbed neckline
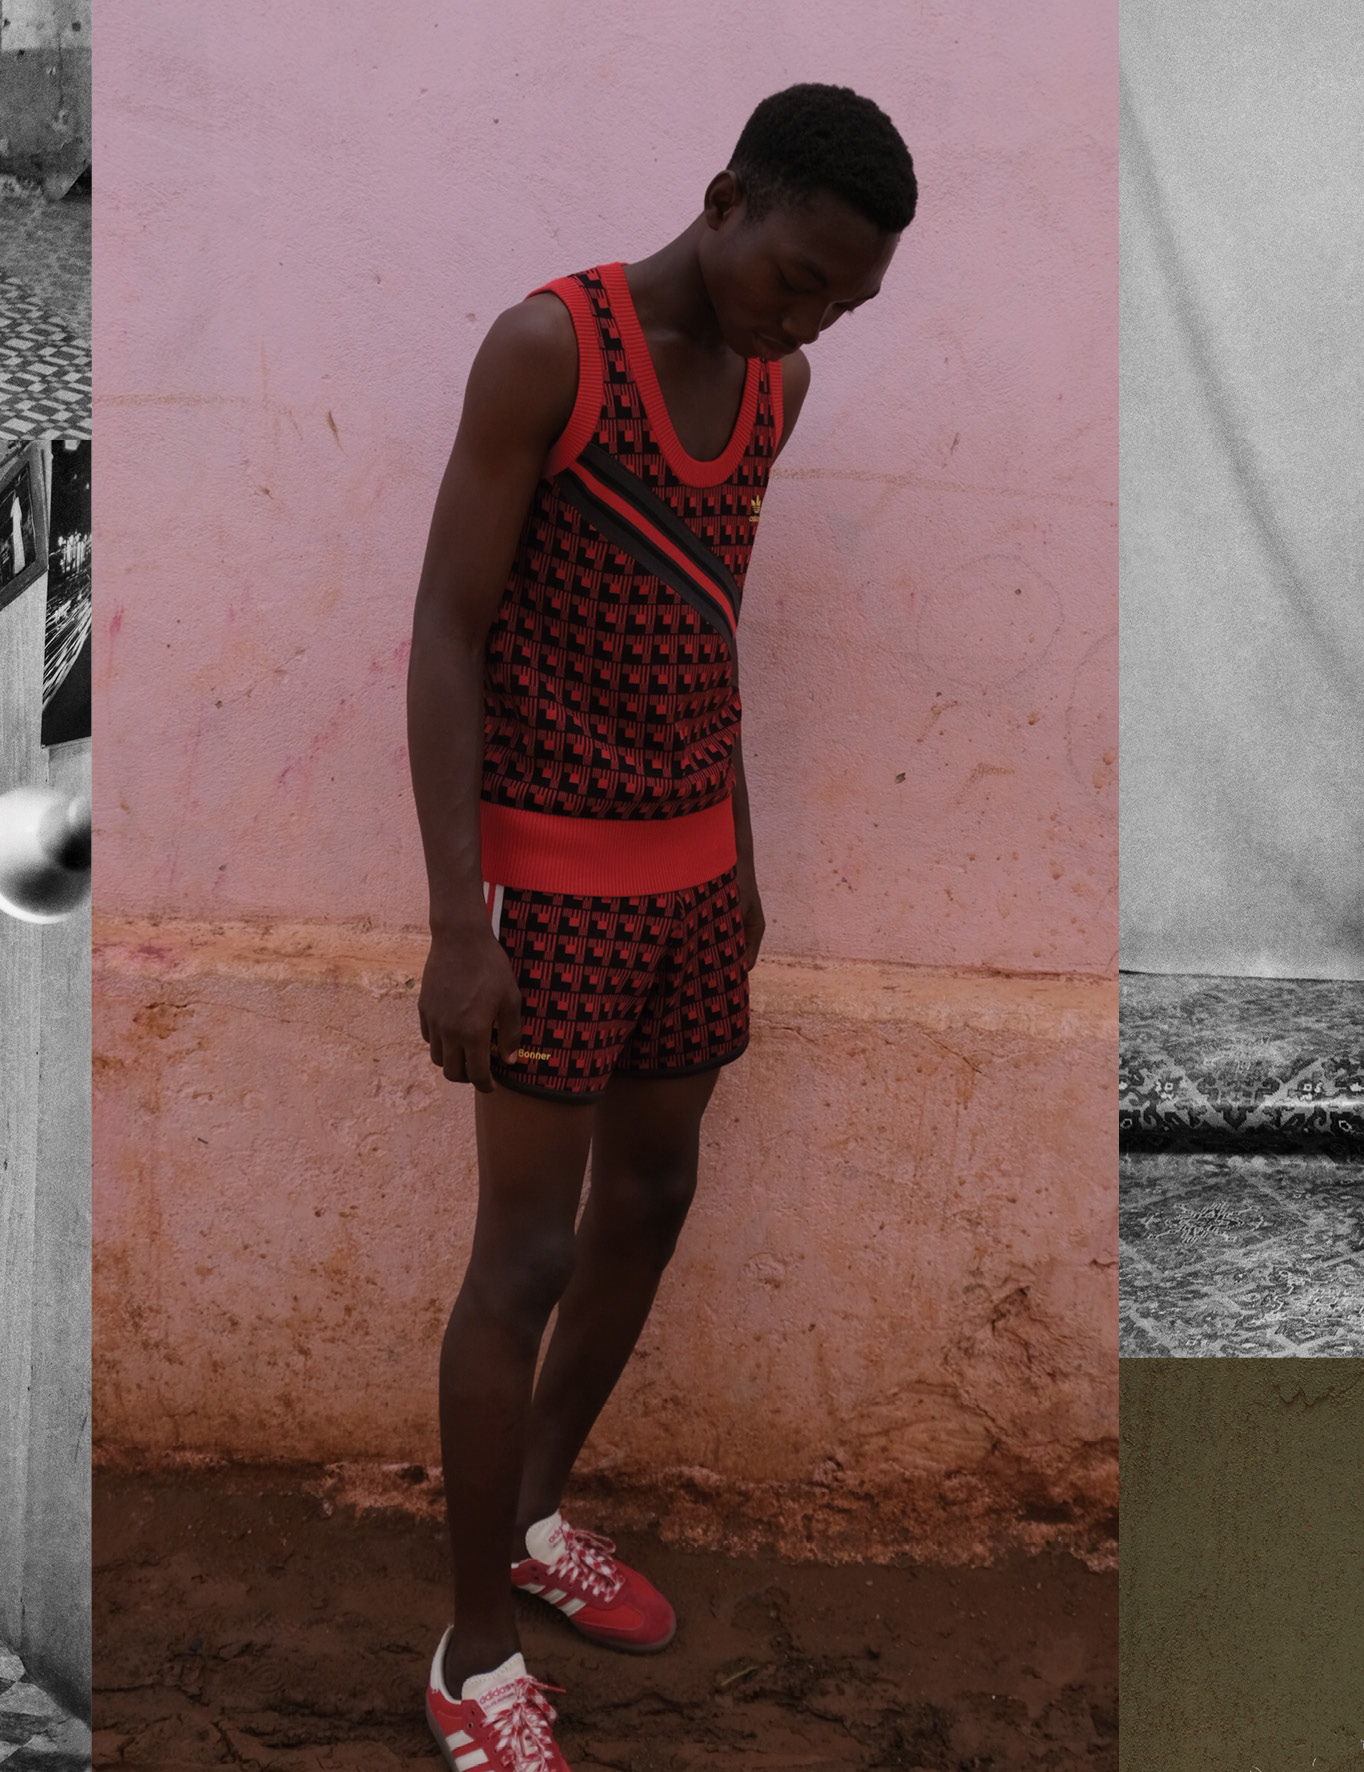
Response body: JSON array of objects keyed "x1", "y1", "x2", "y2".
[{"x1": 603, "y1": 261, "x2": 760, "y2": 488}]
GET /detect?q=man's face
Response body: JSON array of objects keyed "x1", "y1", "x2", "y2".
[{"x1": 700, "y1": 176, "x2": 900, "y2": 362}]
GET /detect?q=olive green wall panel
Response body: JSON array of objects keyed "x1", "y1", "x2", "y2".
[{"x1": 1121, "y1": 1358, "x2": 1364, "y2": 1771}]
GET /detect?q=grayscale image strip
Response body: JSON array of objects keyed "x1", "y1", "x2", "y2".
[
  {"x1": 1, "y1": 1, "x2": 93, "y2": 1764},
  {"x1": 1119, "y1": 0, "x2": 1364, "y2": 1767}
]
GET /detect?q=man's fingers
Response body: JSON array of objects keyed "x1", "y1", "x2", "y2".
[
  {"x1": 419, "y1": 1004, "x2": 430, "y2": 1044},
  {"x1": 425, "y1": 1024, "x2": 470, "y2": 1086},
  {"x1": 463, "y1": 1030, "x2": 495, "y2": 1093}
]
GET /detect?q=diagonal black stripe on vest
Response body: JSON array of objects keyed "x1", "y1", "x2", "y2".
[
  {"x1": 579, "y1": 443, "x2": 746, "y2": 614},
  {"x1": 557, "y1": 442, "x2": 743, "y2": 644}
]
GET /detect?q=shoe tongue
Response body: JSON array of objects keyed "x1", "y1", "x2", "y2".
[
  {"x1": 462, "y1": 1651, "x2": 528, "y2": 1708},
  {"x1": 524, "y1": 1510, "x2": 566, "y2": 1566}
]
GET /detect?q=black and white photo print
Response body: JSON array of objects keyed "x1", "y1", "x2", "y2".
[
  {"x1": 41, "y1": 437, "x2": 91, "y2": 748},
  {"x1": 0, "y1": 441, "x2": 47, "y2": 614},
  {"x1": 1119, "y1": 1, "x2": 1364, "y2": 1356},
  {"x1": 0, "y1": 431, "x2": 92, "y2": 1761}
]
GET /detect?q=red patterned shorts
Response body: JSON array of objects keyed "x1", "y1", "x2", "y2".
[{"x1": 484, "y1": 867, "x2": 750, "y2": 1100}]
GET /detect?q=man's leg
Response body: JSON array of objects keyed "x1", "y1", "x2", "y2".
[
  {"x1": 440, "y1": 1085, "x2": 596, "y2": 1693},
  {"x1": 514, "y1": 1066, "x2": 721, "y2": 1535}
]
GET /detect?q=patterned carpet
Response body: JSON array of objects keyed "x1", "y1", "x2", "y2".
[
  {"x1": 1120, "y1": 973, "x2": 1364, "y2": 1355},
  {"x1": 1120, "y1": 973, "x2": 1364, "y2": 1152},
  {"x1": 1120, "y1": 1149, "x2": 1364, "y2": 1357},
  {"x1": 0, "y1": 188, "x2": 91, "y2": 443},
  {"x1": 0, "y1": 1646, "x2": 89, "y2": 1770}
]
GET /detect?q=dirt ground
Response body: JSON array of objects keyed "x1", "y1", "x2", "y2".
[{"x1": 93, "y1": 1471, "x2": 1115, "y2": 1771}]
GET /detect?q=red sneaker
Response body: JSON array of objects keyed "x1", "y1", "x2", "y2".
[
  {"x1": 425, "y1": 1633, "x2": 571, "y2": 1772},
  {"x1": 511, "y1": 1514, "x2": 677, "y2": 1653}
]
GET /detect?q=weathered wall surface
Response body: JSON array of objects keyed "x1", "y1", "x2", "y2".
[
  {"x1": 0, "y1": 0, "x2": 90, "y2": 185},
  {"x1": 1122, "y1": 1359, "x2": 1364, "y2": 1770},
  {"x1": 95, "y1": 0, "x2": 1116, "y2": 974},
  {"x1": 0, "y1": 528, "x2": 91, "y2": 1718},
  {"x1": 93, "y1": 0, "x2": 1117, "y2": 1554},
  {"x1": 94, "y1": 918, "x2": 1116, "y2": 1561}
]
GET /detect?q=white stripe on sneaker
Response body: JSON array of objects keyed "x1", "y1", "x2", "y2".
[
  {"x1": 560, "y1": 1597, "x2": 586, "y2": 1616},
  {"x1": 543, "y1": 1588, "x2": 567, "y2": 1605},
  {"x1": 454, "y1": 1750, "x2": 489, "y2": 1771},
  {"x1": 447, "y1": 1732, "x2": 474, "y2": 1748}
]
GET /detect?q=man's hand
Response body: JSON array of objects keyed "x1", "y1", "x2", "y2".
[
  {"x1": 737, "y1": 864, "x2": 765, "y2": 971},
  {"x1": 418, "y1": 927, "x2": 523, "y2": 1092}
]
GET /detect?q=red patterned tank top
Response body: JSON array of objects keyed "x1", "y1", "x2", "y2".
[{"x1": 478, "y1": 262, "x2": 783, "y2": 896}]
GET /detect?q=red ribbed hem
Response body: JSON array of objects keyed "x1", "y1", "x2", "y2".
[{"x1": 479, "y1": 799, "x2": 737, "y2": 896}]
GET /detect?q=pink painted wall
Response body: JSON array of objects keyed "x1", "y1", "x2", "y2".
[{"x1": 95, "y1": 0, "x2": 1116, "y2": 975}]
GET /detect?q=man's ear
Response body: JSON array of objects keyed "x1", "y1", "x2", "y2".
[{"x1": 703, "y1": 168, "x2": 744, "y2": 230}]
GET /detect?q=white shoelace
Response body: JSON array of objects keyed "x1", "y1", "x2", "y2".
[
  {"x1": 552, "y1": 1524, "x2": 625, "y2": 1604},
  {"x1": 487, "y1": 1677, "x2": 561, "y2": 1771}
]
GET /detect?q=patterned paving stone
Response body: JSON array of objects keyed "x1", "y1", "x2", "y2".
[
  {"x1": 0, "y1": 189, "x2": 90, "y2": 338},
  {"x1": 1120, "y1": 1149, "x2": 1364, "y2": 1356},
  {"x1": 0, "y1": 275, "x2": 90, "y2": 441},
  {"x1": 0, "y1": 185, "x2": 90, "y2": 441},
  {"x1": 0, "y1": 1647, "x2": 89, "y2": 1770}
]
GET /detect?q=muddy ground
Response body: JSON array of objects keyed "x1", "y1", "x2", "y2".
[{"x1": 93, "y1": 1471, "x2": 1115, "y2": 1770}]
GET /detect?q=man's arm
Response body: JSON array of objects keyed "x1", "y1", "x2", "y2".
[
  {"x1": 407, "y1": 294, "x2": 578, "y2": 1089},
  {"x1": 731, "y1": 348, "x2": 813, "y2": 969}
]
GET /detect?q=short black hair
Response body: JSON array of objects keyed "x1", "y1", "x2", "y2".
[{"x1": 730, "y1": 83, "x2": 917, "y2": 234}]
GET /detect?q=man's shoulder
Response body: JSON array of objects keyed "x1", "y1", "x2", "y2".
[
  {"x1": 776, "y1": 348, "x2": 812, "y2": 454},
  {"x1": 484, "y1": 288, "x2": 579, "y2": 363},
  {"x1": 460, "y1": 287, "x2": 584, "y2": 453},
  {"x1": 783, "y1": 348, "x2": 812, "y2": 402}
]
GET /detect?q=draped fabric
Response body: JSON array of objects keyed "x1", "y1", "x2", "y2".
[{"x1": 1120, "y1": 0, "x2": 1364, "y2": 980}]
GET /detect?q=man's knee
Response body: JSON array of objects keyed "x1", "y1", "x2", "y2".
[
  {"x1": 607, "y1": 1156, "x2": 699, "y2": 1265},
  {"x1": 462, "y1": 1231, "x2": 578, "y2": 1334}
]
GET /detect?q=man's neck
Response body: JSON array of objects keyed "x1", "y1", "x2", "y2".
[{"x1": 624, "y1": 218, "x2": 728, "y2": 354}]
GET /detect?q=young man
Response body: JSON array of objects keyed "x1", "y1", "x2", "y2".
[{"x1": 407, "y1": 82, "x2": 915, "y2": 1772}]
